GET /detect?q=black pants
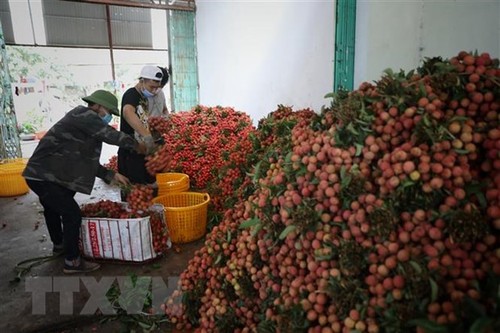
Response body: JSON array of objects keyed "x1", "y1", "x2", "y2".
[
  {"x1": 26, "y1": 179, "x2": 81, "y2": 260},
  {"x1": 117, "y1": 148, "x2": 155, "y2": 201}
]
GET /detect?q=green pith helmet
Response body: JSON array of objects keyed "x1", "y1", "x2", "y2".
[{"x1": 82, "y1": 90, "x2": 119, "y2": 115}]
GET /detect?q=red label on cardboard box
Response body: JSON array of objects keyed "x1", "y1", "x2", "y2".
[{"x1": 88, "y1": 221, "x2": 101, "y2": 258}]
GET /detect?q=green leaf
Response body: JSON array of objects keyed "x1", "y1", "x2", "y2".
[
  {"x1": 340, "y1": 166, "x2": 352, "y2": 187},
  {"x1": 419, "y1": 82, "x2": 427, "y2": 96},
  {"x1": 463, "y1": 296, "x2": 487, "y2": 318},
  {"x1": 423, "y1": 114, "x2": 432, "y2": 126},
  {"x1": 470, "y1": 280, "x2": 481, "y2": 294},
  {"x1": 423, "y1": 127, "x2": 437, "y2": 143},
  {"x1": 454, "y1": 148, "x2": 470, "y2": 155},
  {"x1": 138, "y1": 321, "x2": 152, "y2": 329},
  {"x1": 449, "y1": 115, "x2": 469, "y2": 123},
  {"x1": 251, "y1": 223, "x2": 263, "y2": 237},
  {"x1": 429, "y1": 278, "x2": 438, "y2": 302},
  {"x1": 465, "y1": 181, "x2": 488, "y2": 208},
  {"x1": 239, "y1": 218, "x2": 261, "y2": 229},
  {"x1": 401, "y1": 179, "x2": 415, "y2": 188},
  {"x1": 279, "y1": 225, "x2": 297, "y2": 240},
  {"x1": 476, "y1": 191, "x2": 487, "y2": 208},
  {"x1": 408, "y1": 318, "x2": 449, "y2": 333},
  {"x1": 252, "y1": 160, "x2": 262, "y2": 183},
  {"x1": 409, "y1": 260, "x2": 422, "y2": 274},
  {"x1": 346, "y1": 122, "x2": 359, "y2": 135},
  {"x1": 469, "y1": 318, "x2": 494, "y2": 333},
  {"x1": 315, "y1": 253, "x2": 334, "y2": 261},
  {"x1": 383, "y1": 68, "x2": 394, "y2": 76},
  {"x1": 355, "y1": 143, "x2": 363, "y2": 157}
]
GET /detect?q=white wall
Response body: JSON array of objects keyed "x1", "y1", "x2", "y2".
[
  {"x1": 355, "y1": 0, "x2": 500, "y2": 86},
  {"x1": 7, "y1": 0, "x2": 500, "y2": 129},
  {"x1": 196, "y1": 0, "x2": 500, "y2": 125},
  {"x1": 196, "y1": 0, "x2": 335, "y2": 125}
]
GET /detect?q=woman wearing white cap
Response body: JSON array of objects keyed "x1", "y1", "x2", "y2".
[
  {"x1": 148, "y1": 66, "x2": 170, "y2": 117},
  {"x1": 117, "y1": 65, "x2": 163, "y2": 196}
]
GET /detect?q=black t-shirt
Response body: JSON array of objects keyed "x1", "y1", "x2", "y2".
[
  {"x1": 118, "y1": 87, "x2": 154, "y2": 185},
  {"x1": 120, "y1": 87, "x2": 149, "y2": 136}
]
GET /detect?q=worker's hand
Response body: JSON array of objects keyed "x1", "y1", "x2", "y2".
[
  {"x1": 113, "y1": 172, "x2": 130, "y2": 186},
  {"x1": 135, "y1": 142, "x2": 147, "y2": 155},
  {"x1": 143, "y1": 135, "x2": 156, "y2": 155}
]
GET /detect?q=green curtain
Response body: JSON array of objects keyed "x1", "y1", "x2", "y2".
[
  {"x1": 168, "y1": 10, "x2": 199, "y2": 112},
  {"x1": 334, "y1": 0, "x2": 357, "y2": 92}
]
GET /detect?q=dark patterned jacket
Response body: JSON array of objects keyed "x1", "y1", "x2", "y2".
[{"x1": 23, "y1": 105, "x2": 139, "y2": 194}]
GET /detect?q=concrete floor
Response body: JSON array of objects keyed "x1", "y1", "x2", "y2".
[{"x1": 0, "y1": 178, "x2": 203, "y2": 333}]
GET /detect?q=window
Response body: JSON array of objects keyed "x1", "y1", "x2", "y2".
[{"x1": 42, "y1": 0, "x2": 153, "y2": 48}]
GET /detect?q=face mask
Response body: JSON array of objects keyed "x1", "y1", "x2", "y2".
[
  {"x1": 142, "y1": 88, "x2": 156, "y2": 98},
  {"x1": 101, "y1": 113, "x2": 113, "y2": 124}
]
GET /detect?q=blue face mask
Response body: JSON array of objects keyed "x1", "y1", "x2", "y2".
[
  {"x1": 101, "y1": 113, "x2": 113, "y2": 124},
  {"x1": 142, "y1": 88, "x2": 155, "y2": 98}
]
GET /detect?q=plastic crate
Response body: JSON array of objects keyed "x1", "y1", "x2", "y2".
[
  {"x1": 0, "y1": 159, "x2": 29, "y2": 197},
  {"x1": 152, "y1": 192, "x2": 210, "y2": 244},
  {"x1": 156, "y1": 172, "x2": 190, "y2": 196}
]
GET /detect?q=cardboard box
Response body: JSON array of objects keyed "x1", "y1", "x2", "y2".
[{"x1": 80, "y1": 204, "x2": 171, "y2": 262}]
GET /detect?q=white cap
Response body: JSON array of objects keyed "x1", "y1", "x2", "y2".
[{"x1": 139, "y1": 65, "x2": 163, "y2": 81}]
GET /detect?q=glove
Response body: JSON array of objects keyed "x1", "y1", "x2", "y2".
[
  {"x1": 151, "y1": 129, "x2": 162, "y2": 141},
  {"x1": 143, "y1": 135, "x2": 156, "y2": 155},
  {"x1": 154, "y1": 137, "x2": 165, "y2": 145},
  {"x1": 151, "y1": 129, "x2": 165, "y2": 145}
]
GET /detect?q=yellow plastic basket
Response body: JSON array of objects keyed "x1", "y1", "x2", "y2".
[
  {"x1": 0, "y1": 159, "x2": 29, "y2": 197},
  {"x1": 152, "y1": 192, "x2": 210, "y2": 244},
  {"x1": 156, "y1": 173, "x2": 190, "y2": 196}
]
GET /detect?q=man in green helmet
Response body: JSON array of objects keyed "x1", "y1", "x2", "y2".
[{"x1": 23, "y1": 89, "x2": 146, "y2": 274}]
